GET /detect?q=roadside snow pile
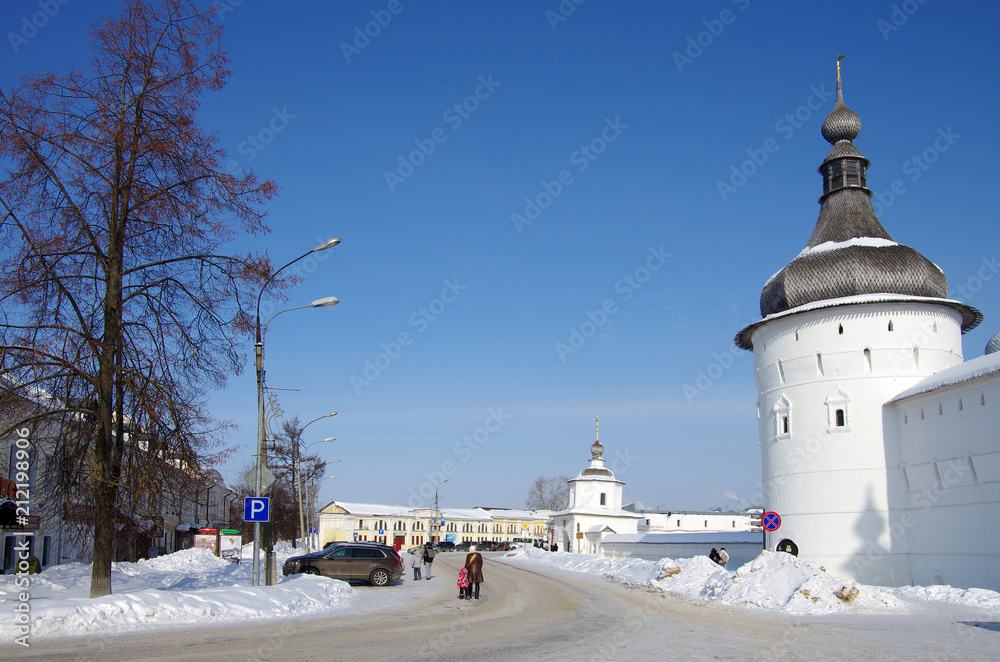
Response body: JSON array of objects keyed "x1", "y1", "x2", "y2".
[
  {"x1": 0, "y1": 546, "x2": 355, "y2": 639},
  {"x1": 25, "y1": 574, "x2": 353, "y2": 637},
  {"x1": 691, "y1": 550, "x2": 900, "y2": 614},
  {"x1": 508, "y1": 547, "x2": 1000, "y2": 615}
]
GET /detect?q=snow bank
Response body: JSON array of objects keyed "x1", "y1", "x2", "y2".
[
  {"x1": 25, "y1": 574, "x2": 353, "y2": 637},
  {"x1": 506, "y1": 547, "x2": 1000, "y2": 616},
  {"x1": 0, "y1": 545, "x2": 354, "y2": 639}
]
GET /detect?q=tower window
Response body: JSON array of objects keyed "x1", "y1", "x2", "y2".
[
  {"x1": 600, "y1": 493, "x2": 606, "y2": 506},
  {"x1": 863, "y1": 347, "x2": 872, "y2": 373},
  {"x1": 888, "y1": 320, "x2": 894, "y2": 332},
  {"x1": 781, "y1": 415, "x2": 789, "y2": 434},
  {"x1": 825, "y1": 388, "x2": 850, "y2": 432},
  {"x1": 838, "y1": 324, "x2": 844, "y2": 335}
]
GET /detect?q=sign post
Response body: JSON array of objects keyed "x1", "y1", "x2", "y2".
[{"x1": 761, "y1": 511, "x2": 781, "y2": 551}]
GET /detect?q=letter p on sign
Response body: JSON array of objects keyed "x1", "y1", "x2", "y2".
[{"x1": 244, "y1": 497, "x2": 270, "y2": 522}]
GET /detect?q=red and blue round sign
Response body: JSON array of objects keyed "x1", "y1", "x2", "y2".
[{"x1": 762, "y1": 511, "x2": 781, "y2": 531}]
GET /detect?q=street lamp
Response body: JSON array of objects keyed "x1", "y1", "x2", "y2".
[
  {"x1": 433, "y1": 479, "x2": 447, "y2": 543},
  {"x1": 252, "y1": 238, "x2": 341, "y2": 587},
  {"x1": 308, "y1": 475, "x2": 338, "y2": 551},
  {"x1": 294, "y1": 419, "x2": 337, "y2": 554}
]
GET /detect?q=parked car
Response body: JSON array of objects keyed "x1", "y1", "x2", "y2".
[
  {"x1": 283, "y1": 542, "x2": 403, "y2": 586},
  {"x1": 435, "y1": 540, "x2": 456, "y2": 552}
]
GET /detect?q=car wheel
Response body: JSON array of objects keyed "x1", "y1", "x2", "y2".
[
  {"x1": 301, "y1": 566, "x2": 320, "y2": 575},
  {"x1": 369, "y1": 568, "x2": 391, "y2": 586}
]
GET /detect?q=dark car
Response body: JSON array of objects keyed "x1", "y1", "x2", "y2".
[
  {"x1": 435, "y1": 541, "x2": 456, "y2": 552},
  {"x1": 283, "y1": 542, "x2": 402, "y2": 586}
]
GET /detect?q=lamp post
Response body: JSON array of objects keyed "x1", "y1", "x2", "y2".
[
  {"x1": 294, "y1": 418, "x2": 336, "y2": 552},
  {"x1": 295, "y1": 413, "x2": 337, "y2": 549},
  {"x1": 308, "y1": 475, "x2": 337, "y2": 551},
  {"x1": 252, "y1": 237, "x2": 341, "y2": 587},
  {"x1": 433, "y1": 479, "x2": 447, "y2": 543}
]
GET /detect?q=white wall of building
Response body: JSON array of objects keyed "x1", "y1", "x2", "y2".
[
  {"x1": 885, "y1": 366, "x2": 1000, "y2": 590},
  {"x1": 751, "y1": 300, "x2": 964, "y2": 585}
]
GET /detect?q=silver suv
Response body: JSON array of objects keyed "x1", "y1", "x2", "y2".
[{"x1": 282, "y1": 542, "x2": 403, "y2": 586}]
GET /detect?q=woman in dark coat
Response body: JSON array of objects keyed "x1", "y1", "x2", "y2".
[{"x1": 464, "y1": 545, "x2": 484, "y2": 599}]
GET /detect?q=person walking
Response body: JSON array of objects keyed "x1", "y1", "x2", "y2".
[
  {"x1": 423, "y1": 541, "x2": 436, "y2": 579},
  {"x1": 718, "y1": 547, "x2": 729, "y2": 570},
  {"x1": 709, "y1": 548, "x2": 721, "y2": 565},
  {"x1": 464, "y1": 544, "x2": 484, "y2": 600},
  {"x1": 457, "y1": 567, "x2": 469, "y2": 599},
  {"x1": 410, "y1": 549, "x2": 423, "y2": 580}
]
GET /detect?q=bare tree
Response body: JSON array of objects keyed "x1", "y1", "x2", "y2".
[
  {"x1": 0, "y1": 0, "x2": 278, "y2": 596},
  {"x1": 526, "y1": 475, "x2": 570, "y2": 511},
  {"x1": 269, "y1": 417, "x2": 327, "y2": 544}
]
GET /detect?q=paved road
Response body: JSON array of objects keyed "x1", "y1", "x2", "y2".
[{"x1": 5, "y1": 553, "x2": 996, "y2": 661}]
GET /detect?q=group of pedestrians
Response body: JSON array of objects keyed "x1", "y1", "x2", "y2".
[
  {"x1": 409, "y1": 542, "x2": 484, "y2": 600},
  {"x1": 709, "y1": 547, "x2": 729, "y2": 569}
]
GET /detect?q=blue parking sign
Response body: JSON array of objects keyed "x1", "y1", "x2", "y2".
[{"x1": 244, "y1": 497, "x2": 270, "y2": 522}]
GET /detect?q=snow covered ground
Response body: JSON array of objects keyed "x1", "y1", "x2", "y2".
[{"x1": 2, "y1": 544, "x2": 999, "y2": 642}]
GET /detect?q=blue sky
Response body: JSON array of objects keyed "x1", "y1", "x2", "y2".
[{"x1": 3, "y1": 1, "x2": 998, "y2": 513}]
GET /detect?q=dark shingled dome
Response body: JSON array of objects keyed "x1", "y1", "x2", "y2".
[
  {"x1": 736, "y1": 64, "x2": 981, "y2": 351},
  {"x1": 760, "y1": 72, "x2": 958, "y2": 317},
  {"x1": 987, "y1": 330, "x2": 1000, "y2": 356}
]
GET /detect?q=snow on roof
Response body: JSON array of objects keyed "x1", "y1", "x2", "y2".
[
  {"x1": 796, "y1": 236, "x2": 899, "y2": 257},
  {"x1": 888, "y1": 351, "x2": 1000, "y2": 403},
  {"x1": 325, "y1": 501, "x2": 414, "y2": 516},
  {"x1": 604, "y1": 532, "x2": 763, "y2": 544},
  {"x1": 551, "y1": 506, "x2": 644, "y2": 518},
  {"x1": 438, "y1": 508, "x2": 491, "y2": 520}
]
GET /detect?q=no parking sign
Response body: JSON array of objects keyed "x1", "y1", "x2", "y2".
[{"x1": 762, "y1": 511, "x2": 781, "y2": 531}]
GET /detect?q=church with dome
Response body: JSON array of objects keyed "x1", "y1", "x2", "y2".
[
  {"x1": 548, "y1": 419, "x2": 641, "y2": 554},
  {"x1": 736, "y1": 60, "x2": 1000, "y2": 590}
]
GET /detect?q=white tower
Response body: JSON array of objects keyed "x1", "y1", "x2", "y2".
[{"x1": 735, "y1": 61, "x2": 981, "y2": 585}]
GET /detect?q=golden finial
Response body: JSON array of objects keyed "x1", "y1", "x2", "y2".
[{"x1": 836, "y1": 54, "x2": 845, "y2": 102}]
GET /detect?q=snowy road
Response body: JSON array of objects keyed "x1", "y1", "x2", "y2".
[{"x1": 5, "y1": 552, "x2": 998, "y2": 661}]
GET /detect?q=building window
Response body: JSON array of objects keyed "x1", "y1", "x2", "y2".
[
  {"x1": 600, "y1": 493, "x2": 606, "y2": 506},
  {"x1": 676, "y1": 519, "x2": 680, "y2": 527},
  {"x1": 826, "y1": 388, "x2": 850, "y2": 432},
  {"x1": 774, "y1": 395, "x2": 791, "y2": 439},
  {"x1": 888, "y1": 320, "x2": 894, "y2": 331},
  {"x1": 863, "y1": 347, "x2": 872, "y2": 373},
  {"x1": 704, "y1": 520, "x2": 708, "y2": 528}
]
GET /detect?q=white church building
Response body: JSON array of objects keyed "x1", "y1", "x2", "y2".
[
  {"x1": 548, "y1": 420, "x2": 641, "y2": 554},
  {"x1": 735, "y1": 63, "x2": 1000, "y2": 591}
]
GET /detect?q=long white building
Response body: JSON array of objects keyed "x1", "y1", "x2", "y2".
[{"x1": 736, "y1": 64, "x2": 1000, "y2": 590}]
